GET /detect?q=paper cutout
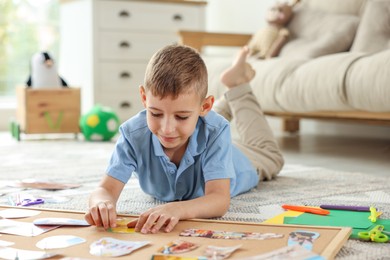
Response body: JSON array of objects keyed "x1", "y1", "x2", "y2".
[
  {"x1": 151, "y1": 255, "x2": 206, "y2": 260},
  {"x1": 0, "y1": 239, "x2": 14, "y2": 247},
  {"x1": 0, "y1": 247, "x2": 57, "y2": 260},
  {"x1": 36, "y1": 235, "x2": 86, "y2": 249},
  {"x1": 0, "y1": 219, "x2": 59, "y2": 237},
  {"x1": 287, "y1": 210, "x2": 373, "y2": 229},
  {"x1": 204, "y1": 244, "x2": 242, "y2": 260},
  {"x1": 108, "y1": 227, "x2": 135, "y2": 234},
  {"x1": 33, "y1": 218, "x2": 90, "y2": 226},
  {"x1": 0, "y1": 208, "x2": 41, "y2": 219},
  {"x1": 288, "y1": 231, "x2": 320, "y2": 251},
  {"x1": 61, "y1": 258, "x2": 91, "y2": 260},
  {"x1": 107, "y1": 217, "x2": 135, "y2": 233},
  {"x1": 89, "y1": 237, "x2": 149, "y2": 257},
  {"x1": 158, "y1": 240, "x2": 198, "y2": 254},
  {"x1": 262, "y1": 210, "x2": 303, "y2": 224},
  {"x1": 236, "y1": 245, "x2": 324, "y2": 260},
  {"x1": 180, "y1": 229, "x2": 283, "y2": 240}
]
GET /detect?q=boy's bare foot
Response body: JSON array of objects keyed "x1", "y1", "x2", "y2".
[{"x1": 220, "y1": 46, "x2": 256, "y2": 88}]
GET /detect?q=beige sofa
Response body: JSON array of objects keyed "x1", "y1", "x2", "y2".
[{"x1": 179, "y1": 0, "x2": 390, "y2": 133}]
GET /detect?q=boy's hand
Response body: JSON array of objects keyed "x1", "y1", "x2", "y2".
[
  {"x1": 127, "y1": 204, "x2": 180, "y2": 234},
  {"x1": 126, "y1": 180, "x2": 230, "y2": 234},
  {"x1": 85, "y1": 200, "x2": 117, "y2": 229}
]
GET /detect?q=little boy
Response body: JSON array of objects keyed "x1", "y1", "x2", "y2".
[{"x1": 85, "y1": 44, "x2": 284, "y2": 234}]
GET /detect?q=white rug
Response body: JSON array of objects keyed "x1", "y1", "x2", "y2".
[{"x1": 1, "y1": 135, "x2": 390, "y2": 259}]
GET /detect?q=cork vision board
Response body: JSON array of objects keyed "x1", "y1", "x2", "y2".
[{"x1": 0, "y1": 207, "x2": 351, "y2": 259}]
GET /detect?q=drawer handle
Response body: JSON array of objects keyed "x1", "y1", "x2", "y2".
[
  {"x1": 120, "y1": 71, "x2": 131, "y2": 78},
  {"x1": 119, "y1": 41, "x2": 131, "y2": 48},
  {"x1": 119, "y1": 10, "x2": 130, "y2": 18},
  {"x1": 120, "y1": 101, "x2": 131, "y2": 108},
  {"x1": 173, "y1": 14, "x2": 183, "y2": 22}
]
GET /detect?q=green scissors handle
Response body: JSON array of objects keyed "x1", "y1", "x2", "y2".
[{"x1": 358, "y1": 225, "x2": 389, "y2": 243}]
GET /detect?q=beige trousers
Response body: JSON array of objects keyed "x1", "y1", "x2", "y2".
[{"x1": 213, "y1": 84, "x2": 284, "y2": 181}]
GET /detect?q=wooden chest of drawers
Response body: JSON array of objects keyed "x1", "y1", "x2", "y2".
[{"x1": 59, "y1": 0, "x2": 206, "y2": 122}]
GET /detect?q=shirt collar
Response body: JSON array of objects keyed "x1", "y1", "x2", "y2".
[{"x1": 152, "y1": 134, "x2": 165, "y2": 157}]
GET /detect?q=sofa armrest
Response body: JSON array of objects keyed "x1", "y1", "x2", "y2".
[{"x1": 178, "y1": 30, "x2": 252, "y2": 52}]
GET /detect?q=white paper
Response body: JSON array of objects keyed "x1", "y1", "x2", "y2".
[
  {"x1": 0, "y1": 247, "x2": 57, "y2": 260},
  {"x1": 0, "y1": 219, "x2": 59, "y2": 237},
  {"x1": 90, "y1": 237, "x2": 149, "y2": 257},
  {"x1": 0, "y1": 239, "x2": 14, "y2": 247},
  {"x1": 0, "y1": 208, "x2": 41, "y2": 219},
  {"x1": 36, "y1": 235, "x2": 86, "y2": 249}
]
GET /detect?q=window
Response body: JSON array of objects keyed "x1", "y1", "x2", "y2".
[{"x1": 0, "y1": 0, "x2": 60, "y2": 98}]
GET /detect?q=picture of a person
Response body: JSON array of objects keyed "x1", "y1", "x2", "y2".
[{"x1": 288, "y1": 231, "x2": 319, "y2": 250}]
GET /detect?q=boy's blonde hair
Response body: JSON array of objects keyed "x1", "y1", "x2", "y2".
[{"x1": 144, "y1": 44, "x2": 208, "y2": 100}]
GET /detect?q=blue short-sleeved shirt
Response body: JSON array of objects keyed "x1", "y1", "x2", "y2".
[{"x1": 106, "y1": 110, "x2": 259, "y2": 202}]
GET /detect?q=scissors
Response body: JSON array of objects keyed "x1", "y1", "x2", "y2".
[
  {"x1": 17, "y1": 198, "x2": 44, "y2": 207},
  {"x1": 358, "y1": 225, "x2": 389, "y2": 243}
]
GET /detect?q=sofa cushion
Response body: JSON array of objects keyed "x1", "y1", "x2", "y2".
[
  {"x1": 274, "y1": 53, "x2": 364, "y2": 112},
  {"x1": 279, "y1": 7, "x2": 360, "y2": 59},
  {"x1": 346, "y1": 49, "x2": 390, "y2": 111},
  {"x1": 300, "y1": 0, "x2": 367, "y2": 16},
  {"x1": 350, "y1": 0, "x2": 390, "y2": 53},
  {"x1": 250, "y1": 57, "x2": 308, "y2": 111}
]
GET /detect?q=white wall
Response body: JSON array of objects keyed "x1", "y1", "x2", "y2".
[
  {"x1": 205, "y1": 0, "x2": 390, "y2": 139},
  {"x1": 205, "y1": 0, "x2": 274, "y2": 33},
  {"x1": 0, "y1": 102, "x2": 15, "y2": 133}
]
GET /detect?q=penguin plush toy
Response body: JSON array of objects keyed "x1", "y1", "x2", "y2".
[{"x1": 26, "y1": 52, "x2": 68, "y2": 88}]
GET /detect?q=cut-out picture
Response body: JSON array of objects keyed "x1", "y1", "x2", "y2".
[
  {"x1": 158, "y1": 240, "x2": 198, "y2": 254},
  {"x1": 288, "y1": 230, "x2": 320, "y2": 250},
  {"x1": 107, "y1": 217, "x2": 135, "y2": 233},
  {"x1": 180, "y1": 229, "x2": 283, "y2": 240}
]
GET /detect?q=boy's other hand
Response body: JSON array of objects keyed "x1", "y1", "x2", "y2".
[
  {"x1": 128, "y1": 204, "x2": 180, "y2": 234},
  {"x1": 85, "y1": 200, "x2": 117, "y2": 229}
]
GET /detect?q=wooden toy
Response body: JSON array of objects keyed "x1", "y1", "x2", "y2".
[{"x1": 10, "y1": 86, "x2": 81, "y2": 141}]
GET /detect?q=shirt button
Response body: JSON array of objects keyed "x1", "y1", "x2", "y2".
[{"x1": 170, "y1": 170, "x2": 175, "y2": 174}]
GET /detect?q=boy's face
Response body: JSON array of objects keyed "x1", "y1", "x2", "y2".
[{"x1": 140, "y1": 86, "x2": 214, "y2": 153}]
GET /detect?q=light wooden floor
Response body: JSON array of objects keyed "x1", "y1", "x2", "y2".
[{"x1": 276, "y1": 133, "x2": 390, "y2": 177}]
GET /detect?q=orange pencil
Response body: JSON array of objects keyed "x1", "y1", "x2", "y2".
[{"x1": 282, "y1": 205, "x2": 330, "y2": 215}]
